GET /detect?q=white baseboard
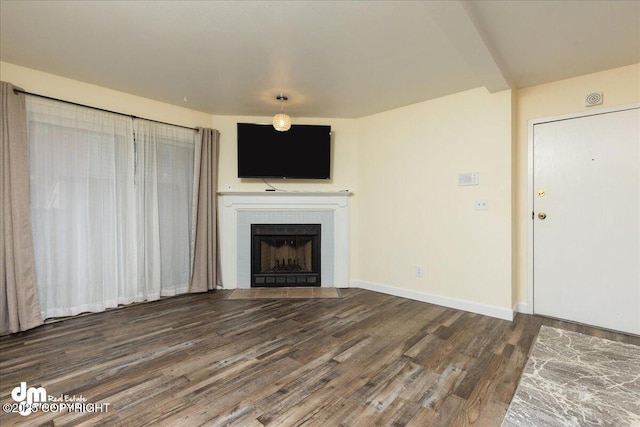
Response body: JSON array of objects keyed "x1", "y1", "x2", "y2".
[
  {"x1": 514, "y1": 302, "x2": 530, "y2": 314},
  {"x1": 350, "y1": 279, "x2": 514, "y2": 321}
]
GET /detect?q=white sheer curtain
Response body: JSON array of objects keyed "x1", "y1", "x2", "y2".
[
  {"x1": 134, "y1": 120, "x2": 196, "y2": 298},
  {"x1": 28, "y1": 98, "x2": 137, "y2": 318},
  {"x1": 27, "y1": 97, "x2": 197, "y2": 319}
]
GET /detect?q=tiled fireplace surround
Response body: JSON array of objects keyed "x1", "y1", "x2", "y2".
[{"x1": 219, "y1": 192, "x2": 351, "y2": 289}]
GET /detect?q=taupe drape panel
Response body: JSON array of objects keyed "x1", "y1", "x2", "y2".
[
  {"x1": 0, "y1": 82, "x2": 43, "y2": 335},
  {"x1": 189, "y1": 128, "x2": 220, "y2": 292}
]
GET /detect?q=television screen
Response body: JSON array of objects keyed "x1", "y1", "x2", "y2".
[{"x1": 237, "y1": 123, "x2": 331, "y2": 179}]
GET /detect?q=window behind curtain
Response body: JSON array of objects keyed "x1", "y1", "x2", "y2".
[
  {"x1": 157, "y1": 132, "x2": 196, "y2": 294},
  {"x1": 27, "y1": 97, "x2": 197, "y2": 318},
  {"x1": 134, "y1": 120, "x2": 196, "y2": 298}
]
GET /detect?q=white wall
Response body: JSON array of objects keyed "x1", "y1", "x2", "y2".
[{"x1": 354, "y1": 87, "x2": 513, "y2": 318}]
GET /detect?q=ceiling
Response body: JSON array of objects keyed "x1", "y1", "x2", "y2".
[{"x1": 1, "y1": 1, "x2": 638, "y2": 118}]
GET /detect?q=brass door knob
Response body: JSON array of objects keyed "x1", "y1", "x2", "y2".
[{"x1": 538, "y1": 212, "x2": 547, "y2": 220}]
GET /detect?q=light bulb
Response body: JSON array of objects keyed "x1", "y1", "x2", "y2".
[{"x1": 273, "y1": 113, "x2": 291, "y2": 132}]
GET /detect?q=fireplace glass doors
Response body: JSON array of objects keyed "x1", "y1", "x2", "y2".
[{"x1": 251, "y1": 224, "x2": 321, "y2": 287}]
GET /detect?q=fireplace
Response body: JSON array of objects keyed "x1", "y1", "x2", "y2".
[{"x1": 251, "y1": 224, "x2": 321, "y2": 287}]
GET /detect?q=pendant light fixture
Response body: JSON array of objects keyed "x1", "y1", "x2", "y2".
[{"x1": 273, "y1": 94, "x2": 291, "y2": 132}]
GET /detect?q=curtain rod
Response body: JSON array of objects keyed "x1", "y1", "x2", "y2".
[{"x1": 13, "y1": 88, "x2": 198, "y2": 131}]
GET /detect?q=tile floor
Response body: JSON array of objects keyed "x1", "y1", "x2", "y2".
[{"x1": 503, "y1": 326, "x2": 640, "y2": 426}]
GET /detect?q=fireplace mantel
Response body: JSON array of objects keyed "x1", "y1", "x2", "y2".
[
  {"x1": 218, "y1": 191, "x2": 352, "y2": 196},
  {"x1": 218, "y1": 191, "x2": 351, "y2": 289}
]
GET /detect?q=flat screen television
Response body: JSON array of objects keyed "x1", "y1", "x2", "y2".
[{"x1": 237, "y1": 123, "x2": 331, "y2": 179}]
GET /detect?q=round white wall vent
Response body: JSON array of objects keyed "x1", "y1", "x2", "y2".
[{"x1": 585, "y1": 92, "x2": 603, "y2": 107}]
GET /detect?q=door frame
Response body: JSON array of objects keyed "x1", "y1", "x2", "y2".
[{"x1": 526, "y1": 103, "x2": 640, "y2": 315}]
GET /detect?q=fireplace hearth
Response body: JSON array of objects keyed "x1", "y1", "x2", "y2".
[{"x1": 251, "y1": 224, "x2": 321, "y2": 287}]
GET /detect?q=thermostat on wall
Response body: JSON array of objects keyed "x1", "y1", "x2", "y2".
[{"x1": 457, "y1": 172, "x2": 479, "y2": 186}]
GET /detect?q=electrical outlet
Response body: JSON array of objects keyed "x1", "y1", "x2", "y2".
[
  {"x1": 475, "y1": 199, "x2": 489, "y2": 210},
  {"x1": 415, "y1": 266, "x2": 424, "y2": 277}
]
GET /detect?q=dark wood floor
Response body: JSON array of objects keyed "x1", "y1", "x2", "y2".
[{"x1": 1, "y1": 289, "x2": 638, "y2": 427}]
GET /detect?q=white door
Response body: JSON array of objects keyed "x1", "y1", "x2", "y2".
[{"x1": 533, "y1": 107, "x2": 640, "y2": 335}]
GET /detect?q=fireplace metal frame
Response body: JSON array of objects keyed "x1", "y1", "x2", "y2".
[{"x1": 251, "y1": 224, "x2": 321, "y2": 287}]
